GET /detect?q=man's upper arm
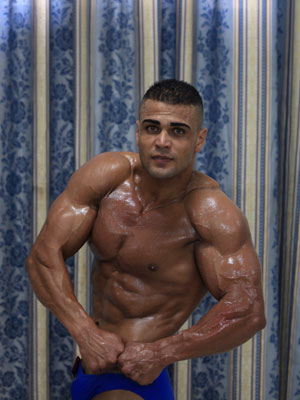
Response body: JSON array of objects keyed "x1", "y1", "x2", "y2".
[
  {"x1": 186, "y1": 188, "x2": 264, "y2": 318},
  {"x1": 33, "y1": 152, "x2": 131, "y2": 261}
]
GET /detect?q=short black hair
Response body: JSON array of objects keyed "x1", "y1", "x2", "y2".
[{"x1": 141, "y1": 79, "x2": 203, "y2": 109}]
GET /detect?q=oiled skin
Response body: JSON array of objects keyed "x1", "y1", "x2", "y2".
[
  {"x1": 26, "y1": 101, "x2": 266, "y2": 399},
  {"x1": 90, "y1": 158, "x2": 207, "y2": 344}
]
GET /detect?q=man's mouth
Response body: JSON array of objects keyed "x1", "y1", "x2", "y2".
[{"x1": 151, "y1": 155, "x2": 173, "y2": 162}]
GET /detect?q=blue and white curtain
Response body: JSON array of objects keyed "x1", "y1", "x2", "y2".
[{"x1": 0, "y1": 1, "x2": 299, "y2": 399}]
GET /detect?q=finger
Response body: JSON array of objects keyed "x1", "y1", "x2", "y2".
[
  {"x1": 117, "y1": 352, "x2": 129, "y2": 364},
  {"x1": 106, "y1": 354, "x2": 118, "y2": 365},
  {"x1": 113, "y1": 339, "x2": 125, "y2": 352},
  {"x1": 119, "y1": 363, "x2": 129, "y2": 375},
  {"x1": 120, "y1": 364, "x2": 137, "y2": 379},
  {"x1": 135, "y1": 374, "x2": 155, "y2": 386},
  {"x1": 129, "y1": 373, "x2": 149, "y2": 386}
]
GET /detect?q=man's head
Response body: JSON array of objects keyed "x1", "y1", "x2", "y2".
[
  {"x1": 137, "y1": 79, "x2": 206, "y2": 180},
  {"x1": 140, "y1": 79, "x2": 204, "y2": 127}
]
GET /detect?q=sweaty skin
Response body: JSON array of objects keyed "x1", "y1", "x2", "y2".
[{"x1": 26, "y1": 101, "x2": 266, "y2": 399}]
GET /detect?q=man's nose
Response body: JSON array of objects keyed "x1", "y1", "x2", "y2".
[{"x1": 154, "y1": 130, "x2": 171, "y2": 147}]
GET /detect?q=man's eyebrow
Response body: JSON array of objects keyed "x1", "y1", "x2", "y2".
[
  {"x1": 170, "y1": 122, "x2": 191, "y2": 129},
  {"x1": 142, "y1": 119, "x2": 191, "y2": 129},
  {"x1": 142, "y1": 119, "x2": 160, "y2": 125}
]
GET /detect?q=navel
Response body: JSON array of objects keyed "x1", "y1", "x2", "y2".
[{"x1": 148, "y1": 263, "x2": 159, "y2": 272}]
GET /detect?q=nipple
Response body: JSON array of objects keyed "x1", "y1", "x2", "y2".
[{"x1": 148, "y1": 263, "x2": 159, "y2": 272}]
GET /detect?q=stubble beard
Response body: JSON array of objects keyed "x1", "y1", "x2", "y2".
[{"x1": 139, "y1": 152, "x2": 193, "y2": 181}]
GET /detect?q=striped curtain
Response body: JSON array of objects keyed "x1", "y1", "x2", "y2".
[{"x1": 0, "y1": 0, "x2": 299, "y2": 399}]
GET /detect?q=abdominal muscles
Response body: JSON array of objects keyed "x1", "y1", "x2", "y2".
[
  {"x1": 90, "y1": 258, "x2": 206, "y2": 343},
  {"x1": 88, "y1": 184, "x2": 207, "y2": 342}
]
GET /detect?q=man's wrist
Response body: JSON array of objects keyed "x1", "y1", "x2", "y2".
[
  {"x1": 154, "y1": 332, "x2": 185, "y2": 367},
  {"x1": 65, "y1": 309, "x2": 96, "y2": 344}
]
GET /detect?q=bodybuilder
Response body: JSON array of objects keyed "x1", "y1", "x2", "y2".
[{"x1": 26, "y1": 80, "x2": 266, "y2": 400}]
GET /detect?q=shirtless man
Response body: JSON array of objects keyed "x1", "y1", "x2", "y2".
[{"x1": 26, "y1": 79, "x2": 266, "y2": 400}]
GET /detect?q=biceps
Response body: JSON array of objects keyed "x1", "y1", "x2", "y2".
[
  {"x1": 36, "y1": 193, "x2": 97, "y2": 260},
  {"x1": 195, "y1": 242, "x2": 262, "y2": 300}
]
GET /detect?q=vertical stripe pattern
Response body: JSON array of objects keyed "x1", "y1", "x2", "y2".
[
  {"x1": 232, "y1": 1, "x2": 275, "y2": 399},
  {"x1": 0, "y1": 0, "x2": 299, "y2": 398},
  {"x1": 281, "y1": 0, "x2": 300, "y2": 398},
  {"x1": 176, "y1": 2, "x2": 194, "y2": 398},
  {"x1": 32, "y1": 1, "x2": 49, "y2": 398},
  {"x1": 137, "y1": 0, "x2": 159, "y2": 96},
  {"x1": 74, "y1": 0, "x2": 91, "y2": 358}
]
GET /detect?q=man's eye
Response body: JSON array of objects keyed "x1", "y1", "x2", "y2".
[
  {"x1": 146, "y1": 125, "x2": 159, "y2": 133},
  {"x1": 173, "y1": 127, "x2": 185, "y2": 135}
]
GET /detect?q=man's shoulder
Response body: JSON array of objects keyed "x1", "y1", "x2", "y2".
[
  {"x1": 184, "y1": 171, "x2": 246, "y2": 232},
  {"x1": 184, "y1": 171, "x2": 221, "y2": 207},
  {"x1": 184, "y1": 174, "x2": 252, "y2": 253},
  {"x1": 66, "y1": 152, "x2": 138, "y2": 203},
  {"x1": 77, "y1": 151, "x2": 137, "y2": 178},
  {"x1": 188, "y1": 170, "x2": 220, "y2": 192},
  {"x1": 87, "y1": 151, "x2": 138, "y2": 169}
]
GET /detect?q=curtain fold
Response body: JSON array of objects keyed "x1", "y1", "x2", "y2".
[
  {"x1": 279, "y1": 1, "x2": 300, "y2": 399},
  {"x1": 0, "y1": 0, "x2": 33, "y2": 398},
  {"x1": 0, "y1": 0, "x2": 299, "y2": 399},
  {"x1": 49, "y1": 1, "x2": 75, "y2": 398},
  {"x1": 92, "y1": 0, "x2": 138, "y2": 155}
]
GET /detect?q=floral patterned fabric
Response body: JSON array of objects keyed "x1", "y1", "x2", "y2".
[
  {"x1": 0, "y1": 1, "x2": 33, "y2": 399},
  {"x1": 0, "y1": 1, "x2": 300, "y2": 399},
  {"x1": 49, "y1": 1, "x2": 75, "y2": 399}
]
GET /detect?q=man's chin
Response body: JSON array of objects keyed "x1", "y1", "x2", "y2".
[
  {"x1": 146, "y1": 167, "x2": 177, "y2": 180},
  {"x1": 139, "y1": 157, "x2": 178, "y2": 179}
]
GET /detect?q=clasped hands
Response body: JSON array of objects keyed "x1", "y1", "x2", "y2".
[{"x1": 79, "y1": 327, "x2": 164, "y2": 385}]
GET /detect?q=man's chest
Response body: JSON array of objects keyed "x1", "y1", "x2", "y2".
[{"x1": 89, "y1": 186, "x2": 197, "y2": 266}]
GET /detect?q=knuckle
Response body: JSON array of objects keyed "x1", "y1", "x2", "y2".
[
  {"x1": 108, "y1": 355, "x2": 117, "y2": 364},
  {"x1": 135, "y1": 376, "x2": 143, "y2": 385},
  {"x1": 121, "y1": 365, "x2": 130, "y2": 375}
]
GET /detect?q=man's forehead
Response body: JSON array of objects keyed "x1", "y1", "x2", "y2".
[
  {"x1": 139, "y1": 100, "x2": 198, "y2": 118},
  {"x1": 139, "y1": 100, "x2": 202, "y2": 126}
]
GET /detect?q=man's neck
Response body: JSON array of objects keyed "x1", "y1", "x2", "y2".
[{"x1": 134, "y1": 166, "x2": 194, "y2": 210}]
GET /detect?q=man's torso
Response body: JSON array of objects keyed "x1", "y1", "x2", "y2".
[{"x1": 88, "y1": 154, "x2": 215, "y2": 343}]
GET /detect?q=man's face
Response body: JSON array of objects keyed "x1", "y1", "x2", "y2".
[{"x1": 136, "y1": 100, "x2": 207, "y2": 179}]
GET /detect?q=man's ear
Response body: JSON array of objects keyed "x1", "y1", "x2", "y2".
[
  {"x1": 136, "y1": 120, "x2": 140, "y2": 147},
  {"x1": 195, "y1": 128, "x2": 207, "y2": 152}
]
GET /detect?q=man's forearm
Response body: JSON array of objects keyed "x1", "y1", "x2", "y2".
[
  {"x1": 26, "y1": 249, "x2": 94, "y2": 343},
  {"x1": 154, "y1": 297, "x2": 266, "y2": 367}
]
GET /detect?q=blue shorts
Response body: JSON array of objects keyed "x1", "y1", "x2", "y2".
[{"x1": 71, "y1": 359, "x2": 174, "y2": 400}]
